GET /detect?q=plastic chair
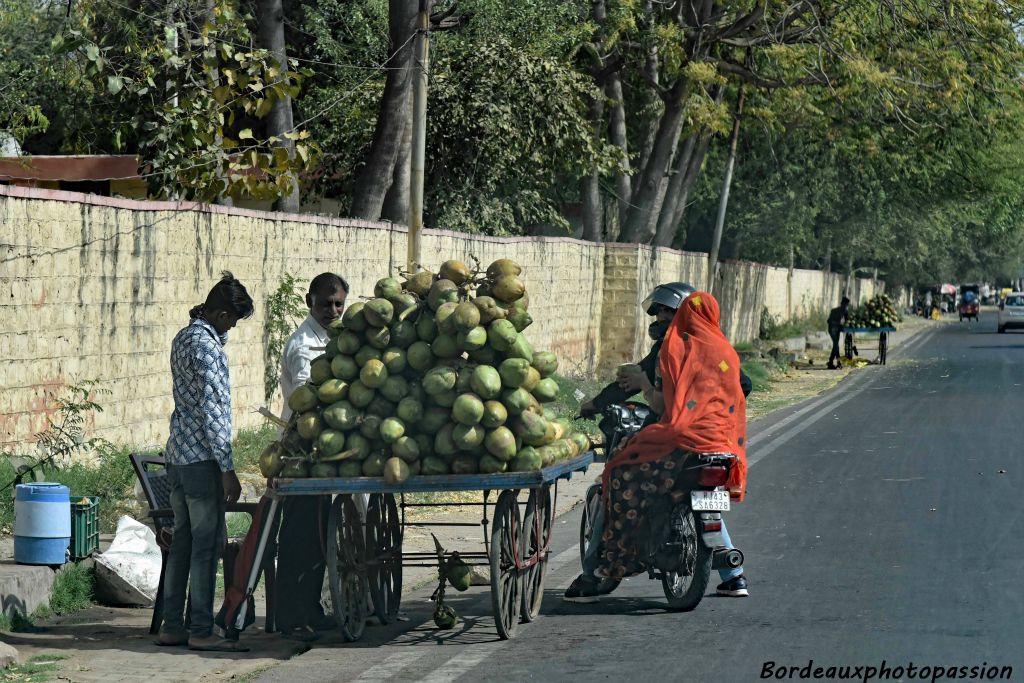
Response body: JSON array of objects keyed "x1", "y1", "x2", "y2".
[{"x1": 129, "y1": 453, "x2": 276, "y2": 635}]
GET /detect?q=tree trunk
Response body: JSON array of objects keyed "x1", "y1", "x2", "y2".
[
  {"x1": 382, "y1": 101, "x2": 412, "y2": 224},
  {"x1": 707, "y1": 86, "x2": 745, "y2": 292},
  {"x1": 668, "y1": 132, "x2": 714, "y2": 249},
  {"x1": 582, "y1": 92, "x2": 605, "y2": 242},
  {"x1": 652, "y1": 132, "x2": 697, "y2": 246},
  {"x1": 350, "y1": 0, "x2": 419, "y2": 219},
  {"x1": 254, "y1": 0, "x2": 299, "y2": 212},
  {"x1": 632, "y1": 1, "x2": 660, "y2": 196},
  {"x1": 605, "y1": 72, "x2": 632, "y2": 230},
  {"x1": 619, "y1": 85, "x2": 687, "y2": 243}
]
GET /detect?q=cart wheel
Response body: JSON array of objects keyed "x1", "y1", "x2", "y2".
[
  {"x1": 521, "y1": 485, "x2": 552, "y2": 622},
  {"x1": 327, "y1": 495, "x2": 369, "y2": 642},
  {"x1": 365, "y1": 493, "x2": 402, "y2": 624},
  {"x1": 490, "y1": 490, "x2": 523, "y2": 639},
  {"x1": 844, "y1": 333, "x2": 853, "y2": 360},
  {"x1": 879, "y1": 332, "x2": 888, "y2": 365}
]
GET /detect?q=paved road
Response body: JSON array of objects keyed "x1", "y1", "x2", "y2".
[{"x1": 257, "y1": 319, "x2": 1024, "y2": 682}]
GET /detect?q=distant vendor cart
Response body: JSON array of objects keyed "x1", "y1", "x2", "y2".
[{"x1": 842, "y1": 326, "x2": 896, "y2": 365}]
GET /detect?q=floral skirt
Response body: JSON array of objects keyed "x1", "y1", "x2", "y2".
[{"x1": 596, "y1": 452, "x2": 690, "y2": 580}]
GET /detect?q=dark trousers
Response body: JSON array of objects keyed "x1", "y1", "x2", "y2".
[
  {"x1": 275, "y1": 496, "x2": 329, "y2": 631},
  {"x1": 162, "y1": 460, "x2": 225, "y2": 639},
  {"x1": 828, "y1": 327, "x2": 841, "y2": 367}
]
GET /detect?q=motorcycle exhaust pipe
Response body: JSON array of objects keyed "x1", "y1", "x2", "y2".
[{"x1": 711, "y1": 548, "x2": 744, "y2": 570}]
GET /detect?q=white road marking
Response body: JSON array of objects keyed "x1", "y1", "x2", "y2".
[
  {"x1": 350, "y1": 649, "x2": 424, "y2": 682},
  {"x1": 417, "y1": 647, "x2": 503, "y2": 683}
]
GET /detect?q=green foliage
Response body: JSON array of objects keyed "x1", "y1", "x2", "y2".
[
  {"x1": 263, "y1": 273, "x2": 307, "y2": 402},
  {"x1": 232, "y1": 423, "x2": 280, "y2": 474},
  {"x1": 0, "y1": 654, "x2": 69, "y2": 682},
  {"x1": 740, "y1": 359, "x2": 775, "y2": 393},
  {"x1": 48, "y1": 563, "x2": 95, "y2": 615}
]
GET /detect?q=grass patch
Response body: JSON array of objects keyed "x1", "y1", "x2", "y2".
[
  {"x1": 233, "y1": 423, "x2": 280, "y2": 475},
  {"x1": 760, "y1": 309, "x2": 828, "y2": 341},
  {"x1": 0, "y1": 610, "x2": 39, "y2": 633},
  {"x1": 548, "y1": 374, "x2": 606, "y2": 439},
  {"x1": 0, "y1": 655, "x2": 69, "y2": 682},
  {"x1": 48, "y1": 563, "x2": 94, "y2": 615},
  {"x1": 226, "y1": 511, "x2": 253, "y2": 537}
]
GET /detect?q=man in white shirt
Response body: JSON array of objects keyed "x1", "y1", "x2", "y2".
[{"x1": 276, "y1": 272, "x2": 348, "y2": 640}]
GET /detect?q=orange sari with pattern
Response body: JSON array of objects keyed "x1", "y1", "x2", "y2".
[{"x1": 602, "y1": 291, "x2": 748, "y2": 501}]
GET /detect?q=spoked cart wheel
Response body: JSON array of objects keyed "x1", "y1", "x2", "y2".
[
  {"x1": 327, "y1": 494, "x2": 370, "y2": 642},
  {"x1": 879, "y1": 331, "x2": 888, "y2": 365},
  {"x1": 489, "y1": 489, "x2": 523, "y2": 639},
  {"x1": 365, "y1": 493, "x2": 403, "y2": 624},
  {"x1": 521, "y1": 485, "x2": 552, "y2": 622},
  {"x1": 844, "y1": 332, "x2": 854, "y2": 360}
]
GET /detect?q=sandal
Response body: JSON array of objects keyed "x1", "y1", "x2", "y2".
[{"x1": 187, "y1": 636, "x2": 250, "y2": 652}]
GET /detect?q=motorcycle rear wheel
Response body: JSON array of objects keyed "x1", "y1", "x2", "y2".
[{"x1": 661, "y1": 505, "x2": 712, "y2": 612}]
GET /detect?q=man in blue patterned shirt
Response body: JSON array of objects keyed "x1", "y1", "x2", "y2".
[{"x1": 156, "y1": 272, "x2": 254, "y2": 652}]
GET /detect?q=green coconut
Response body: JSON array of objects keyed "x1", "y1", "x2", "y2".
[
  {"x1": 432, "y1": 389, "x2": 457, "y2": 408},
  {"x1": 374, "y1": 277, "x2": 403, "y2": 299},
  {"x1": 338, "y1": 460, "x2": 363, "y2": 477},
  {"x1": 414, "y1": 433, "x2": 434, "y2": 459},
  {"x1": 359, "y1": 414, "x2": 383, "y2": 440},
  {"x1": 389, "y1": 320, "x2": 418, "y2": 348},
  {"x1": 484, "y1": 426, "x2": 517, "y2": 461},
  {"x1": 423, "y1": 366, "x2": 458, "y2": 395},
  {"x1": 280, "y1": 458, "x2": 310, "y2": 479},
  {"x1": 487, "y1": 319, "x2": 518, "y2": 352},
  {"x1": 345, "y1": 432, "x2": 372, "y2": 460},
  {"x1": 532, "y1": 351, "x2": 558, "y2": 378},
  {"x1": 451, "y1": 302, "x2": 481, "y2": 334},
  {"x1": 498, "y1": 358, "x2": 531, "y2": 388},
  {"x1": 416, "y1": 310, "x2": 438, "y2": 342},
  {"x1": 453, "y1": 423, "x2": 486, "y2": 451},
  {"x1": 259, "y1": 442, "x2": 285, "y2": 477},
  {"x1": 481, "y1": 400, "x2": 508, "y2": 429},
  {"x1": 326, "y1": 318, "x2": 347, "y2": 339},
  {"x1": 434, "y1": 423, "x2": 458, "y2": 458},
  {"x1": 404, "y1": 270, "x2": 435, "y2": 298},
  {"x1": 396, "y1": 397, "x2": 424, "y2": 423},
  {"x1": 318, "y1": 378, "x2": 349, "y2": 404},
  {"x1": 389, "y1": 293, "x2": 419, "y2": 321},
  {"x1": 287, "y1": 385, "x2": 319, "y2": 414},
  {"x1": 457, "y1": 326, "x2": 488, "y2": 352},
  {"x1": 366, "y1": 396, "x2": 396, "y2": 418},
  {"x1": 380, "y1": 375, "x2": 409, "y2": 403},
  {"x1": 521, "y1": 366, "x2": 541, "y2": 392},
  {"x1": 439, "y1": 259, "x2": 472, "y2": 286},
  {"x1": 323, "y1": 400, "x2": 360, "y2": 431},
  {"x1": 407, "y1": 341, "x2": 434, "y2": 371},
  {"x1": 420, "y1": 407, "x2": 451, "y2": 434},
  {"x1": 392, "y1": 436, "x2": 420, "y2": 463},
  {"x1": 468, "y1": 345, "x2": 499, "y2": 365},
  {"x1": 316, "y1": 429, "x2": 347, "y2": 457},
  {"x1": 354, "y1": 346, "x2": 382, "y2": 367},
  {"x1": 362, "y1": 452, "x2": 386, "y2": 477},
  {"x1": 533, "y1": 377, "x2": 559, "y2": 403},
  {"x1": 336, "y1": 330, "x2": 362, "y2": 356},
  {"x1": 364, "y1": 298, "x2": 395, "y2": 327},
  {"x1": 506, "y1": 306, "x2": 533, "y2": 333},
  {"x1": 505, "y1": 334, "x2": 534, "y2": 363},
  {"x1": 331, "y1": 355, "x2": 359, "y2": 381},
  {"x1": 360, "y1": 359, "x2": 388, "y2": 389},
  {"x1": 478, "y1": 454, "x2": 506, "y2": 474},
  {"x1": 310, "y1": 355, "x2": 333, "y2": 385},
  {"x1": 421, "y1": 456, "x2": 450, "y2": 475},
  {"x1": 472, "y1": 296, "x2": 505, "y2": 324},
  {"x1": 485, "y1": 258, "x2": 522, "y2": 280},
  {"x1": 296, "y1": 412, "x2": 324, "y2": 441},
  {"x1": 514, "y1": 411, "x2": 550, "y2": 447},
  {"x1": 511, "y1": 447, "x2": 543, "y2": 472},
  {"x1": 452, "y1": 393, "x2": 485, "y2": 425},
  {"x1": 341, "y1": 302, "x2": 368, "y2": 333},
  {"x1": 431, "y1": 334, "x2": 460, "y2": 359},
  {"x1": 470, "y1": 365, "x2": 502, "y2": 400},
  {"x1": 379, "y1": 417, "x2": 405, "y2": 444},
  {"x1": 348, "y1": 380, "x2": 375, "y2": 409},
  {"x1": 364, "y1": 325, "x2": 391, "y2": 350},
  {"x1": 427, "y1": 279, "x2": 459, "y2": 311},
  {"x1": 491, "y1": 275, "x2": 525, "y2": 304},
  {"x1": 381, "y1": 347, "x2": 407, "y2": 374}
]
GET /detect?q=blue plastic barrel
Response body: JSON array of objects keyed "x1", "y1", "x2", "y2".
[{"x1": 14, "y1": 483, "x2": 71, "y2": 565}]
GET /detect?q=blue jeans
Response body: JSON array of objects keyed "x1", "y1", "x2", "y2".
[
  {"x1": 162, "y1": 461, "x2": 226, "y2": 639},
  {"x1": 582, "y1": 504, "x2": 744, "y2": 582}
]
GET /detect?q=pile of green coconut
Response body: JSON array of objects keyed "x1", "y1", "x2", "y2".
[{"x1": 259, "y1": 258, "x2": 592, "y2": 483}]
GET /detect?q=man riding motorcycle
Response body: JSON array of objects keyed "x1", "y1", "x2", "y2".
[{"x1": 568, "y1": 282, "x2": 751, "y2": 602}]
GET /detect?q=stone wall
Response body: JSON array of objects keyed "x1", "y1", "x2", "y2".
[{"x1": 0, "y1": 186, "x2": 888, "y2": 452}]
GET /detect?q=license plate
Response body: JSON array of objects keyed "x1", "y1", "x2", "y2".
[{"x1": 691, "y1": 490, "x2": 730, "y2": 511}]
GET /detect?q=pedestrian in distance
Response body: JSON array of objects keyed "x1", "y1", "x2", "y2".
[
  {"x1": 276, "y1": 272, "x2": 349, "y2": 641},
  {"x1": 826, "y1": 296, "x2": 850, "y2": 370},
  {"x1": 156, "y1": 272, "x2": 254, "y2": 652}
]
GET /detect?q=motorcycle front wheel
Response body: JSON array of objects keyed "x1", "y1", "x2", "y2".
[{"x1": 661, "y1": 505, "x2": 712, "y2": 612}]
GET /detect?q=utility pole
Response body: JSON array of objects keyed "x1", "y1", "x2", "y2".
[
  {"x1": 407, "y1": 0, "x2": 430, "y2": 273},
  {"x1": 707, "y1": 85, "x2": 744, "y2": 293}
]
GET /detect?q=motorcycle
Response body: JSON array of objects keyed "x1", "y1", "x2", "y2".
[{"x1": 579, "y1": 402, "x2": 743, "y2": 611}]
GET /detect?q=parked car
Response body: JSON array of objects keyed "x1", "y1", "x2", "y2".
[{"x1": 997, "y1": 292, "x2": 1024, "y2": 333}]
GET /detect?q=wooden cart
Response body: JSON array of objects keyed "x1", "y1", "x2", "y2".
[
  {"x1": 843, "y1": 326, "x2": 897, "y2": 365},
  {"x1": 232, "y1": 452, "x2": 595, "y2": 641}
]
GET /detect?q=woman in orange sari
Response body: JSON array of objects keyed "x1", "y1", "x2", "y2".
[{"x1": 565, "y1": 291, "x2": 748, "y2": 599}]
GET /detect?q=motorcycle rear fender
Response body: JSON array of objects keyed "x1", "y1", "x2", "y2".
[{"x1": 698, "y1": 511, "x2": 724, "y2": 548}]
